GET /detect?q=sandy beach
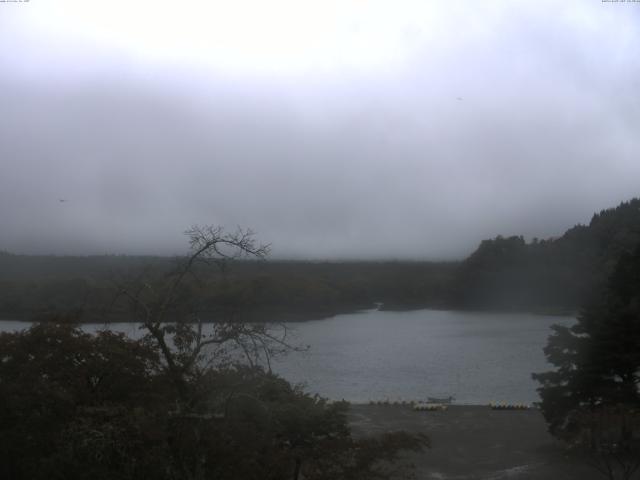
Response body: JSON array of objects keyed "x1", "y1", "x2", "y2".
[{"x1": 348, "y1": 404, "x2": 601, "y2": 480}]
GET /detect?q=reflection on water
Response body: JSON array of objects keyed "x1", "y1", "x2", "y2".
[{"x1": 0, "y1": 309, "x2": 574, "y2": 404}]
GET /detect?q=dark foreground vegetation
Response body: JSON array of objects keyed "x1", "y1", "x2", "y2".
[
  {"x1": 1, "y1": 199, "x2": 638, "y2": 479},
  {"x1": 1, "y1": 197, "x2": 639, "y2": 321},
  {"x1": 0, "y1": 227, "x2": 427, "y2": 480},
  {"x1": 0, "y1": 323, "x2": 427, "y2": 480},
  {"x1": 533, "y1": 243, "x2": 640, "y2": 479}
]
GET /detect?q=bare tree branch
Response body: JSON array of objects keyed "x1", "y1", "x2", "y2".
[{"x1": 105, "y1": 225, "x2": 289, "y2": 406}]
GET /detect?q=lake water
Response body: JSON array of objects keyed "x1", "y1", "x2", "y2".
[{"x1": 0, "y1": 309, "x2": 574, "y2": 405}]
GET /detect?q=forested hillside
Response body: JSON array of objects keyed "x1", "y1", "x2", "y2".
[
  {"x1": 0, "y1": 254, "x2": 455, "y2": 321},
  {"x1": 1, "y1": 198, "x2": 638, "y2": 321},
  {"x1": 454, "y1": 198, "x2": 640, "y2": 312}
]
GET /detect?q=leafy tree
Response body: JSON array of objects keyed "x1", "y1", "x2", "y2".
[
  {"x1": 0, "y1": 321, "x2": 172, "y2": 480},
  {"x1": 0, "y1": 323, "x2": 427, "y2": 480},
  {"x1": 533, "y1": 244, "x2": 640, "y2": 479},
  {"x1": 111, "y1": 225, "x2": 429, "y2": 479},
  {"x1": 0, "y1": 226, "x2": 429, "y2": 479}
]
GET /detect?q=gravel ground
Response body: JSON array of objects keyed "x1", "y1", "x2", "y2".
[{"x1": 348, "y1": 404, "x2": 602, "y2": 480}]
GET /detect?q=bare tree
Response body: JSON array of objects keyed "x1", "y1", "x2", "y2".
[{"x1": 114, "y1": 225, "x2": 294, "y2": 404}]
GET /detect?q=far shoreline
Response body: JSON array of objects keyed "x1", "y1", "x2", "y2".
[{"x1": 0, "y1": 304, "x2": 578, "y2": 324}]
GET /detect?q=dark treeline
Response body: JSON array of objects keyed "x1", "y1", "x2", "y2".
[
  {"x1": 455, "y1": 198, "x2": 640, "y2": 313},
  {"x1": 0, "y1": 254, "x2": 456, "y2": 322},
  {"x1": 1, "y1": 197, "x2": 639, "y2": 321}
]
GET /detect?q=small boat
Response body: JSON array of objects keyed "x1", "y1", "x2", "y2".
[{"x1": 427, "y1": 396, "x2": 455, "y2": 404}]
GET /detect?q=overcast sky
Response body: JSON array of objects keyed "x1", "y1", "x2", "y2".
[{"x1": 1, "y1": 0, "x2": 639, "y2": 259}]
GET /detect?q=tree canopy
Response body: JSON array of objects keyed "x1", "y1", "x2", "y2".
[
  {"x1": 0, "y1": 226, "x2": 429, "y2": 480},
  {"x1": 456, "y1": 198, "x2": 640, "y2": 312},
  {"x1": 533, "y1": 243, "x2": 640, "y2": 479}
]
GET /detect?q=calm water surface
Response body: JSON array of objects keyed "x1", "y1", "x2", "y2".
[
  {"x1": 271, "y1": 309, "x2": 575, "y2": 404},
  {"x1": 0, "y1": 309, "x2": 574, "y2": 405}
]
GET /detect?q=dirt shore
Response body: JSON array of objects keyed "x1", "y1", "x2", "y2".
[{"x1": 348, "y1": 404, "x2": 601, "y2": 480}]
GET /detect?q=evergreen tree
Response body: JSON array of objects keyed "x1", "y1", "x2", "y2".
[{"x1": 533, "y1": 244, "x2": 640, "y2": 479}]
